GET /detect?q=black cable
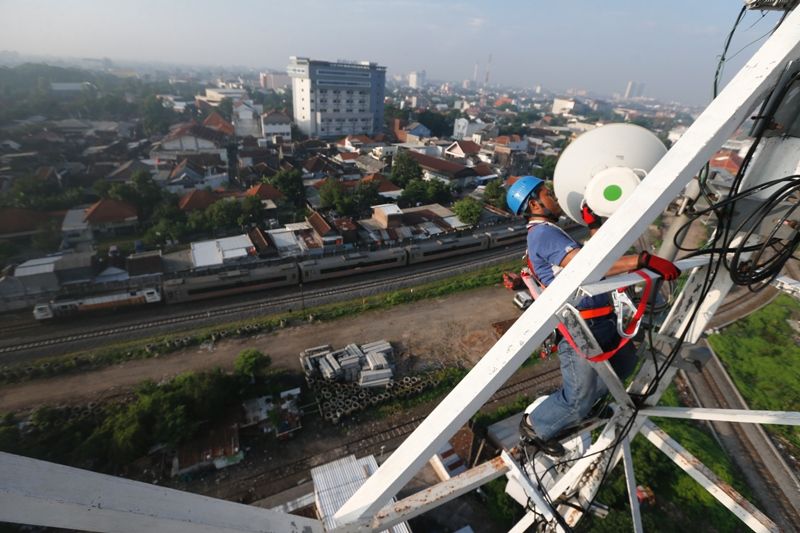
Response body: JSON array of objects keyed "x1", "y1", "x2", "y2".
[{"x1": 714, "y1": 6, "x2": 747, "y2": 98}]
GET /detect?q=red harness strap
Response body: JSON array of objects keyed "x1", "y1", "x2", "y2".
[
  {"x1": 522, "y1": 262, "x2": 653, "y2": 363},
  {"x1": 557, "y1": 270, "x2": 653, "y2": 362}
]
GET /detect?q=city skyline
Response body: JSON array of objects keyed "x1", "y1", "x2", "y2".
[{"x1": 0, "y1": 1, "x2": 785, "y2": 105}]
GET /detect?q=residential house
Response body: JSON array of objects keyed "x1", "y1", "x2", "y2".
[
  {"x1": 306, "y1": 210, "x2": 342, "y2": 246},
  {"x1": 361, "y1": 173, "x2": 401, "y2": 200},
  {"x1": 152, "y1": 122, "x2": 227, "y2": 161},
  {"x1": 444, "y1": 140, "x2": 481, "y2": 161},
  {"x1": 202, "y1": 111, "x2": 235, "y2": 137},
  {"x1": 261, "y1": 110, "x2": 292, "y2": 144},
  {"x1": 404, "y1": 150, "x2": 478, "y2": 188},
  {"x1": 232, "y1": 100, "x2": 263, "y2": 138},
  {"x1": 172, "y1": 424, "x2": 243, "y2": 477},
  {"x1": 105, "y1": 160, "x2": 152, "y2": 183},
  {"x1": 0, "y1": 208, "x2": 63, "y2": 242},
  {"x1": 337, "y1": 135, "x2": 381, "y2": 153},
  {"x1": 83, "y1": 198, "x2": 139, "y2": 235},
  {"x1": 178, "y1": 189, "x2": 220, "y2": 212}
]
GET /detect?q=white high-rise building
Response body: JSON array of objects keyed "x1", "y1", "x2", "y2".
[
  {"x1": 408, "y1": 70, "x2": 426, "y2": 89},
  {"x1": 287, "y1": 57, "x2": 386, "y2": 138}
]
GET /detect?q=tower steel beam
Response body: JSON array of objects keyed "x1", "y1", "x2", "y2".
[{"x1": 335, "y1": 7, "x2": 800, "y2": 524}]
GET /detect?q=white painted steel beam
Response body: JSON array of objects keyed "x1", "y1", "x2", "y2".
[
  {"x1": 0, "y1": 452, "x2": 323, "y2": 533},
  {"x1": 639, "y1": 420, "x2": 777, "y2": 532},
  {"x1": 638, "y1": 406, "x2": 800, "y2": 425},
  {"x1": 336, "y1": 10, "x2": 800, "y2": 525},
  {"x1": 361, "y1": 456, "x2": 509, "y2": 532},
  {"x1": 621, "y1": 437, "x2": 644, "y2": 533}
]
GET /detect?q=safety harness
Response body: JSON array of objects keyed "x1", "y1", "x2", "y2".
[{"x1": 524, "y1": 220, "x2": 653, "y2": 363}]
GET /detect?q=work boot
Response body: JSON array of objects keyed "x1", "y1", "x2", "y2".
[{"x1": 519, "y1": 415, "x2": 566, "y2": 456}]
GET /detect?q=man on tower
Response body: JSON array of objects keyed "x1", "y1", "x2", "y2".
[{"x1": 506, "y1": 176, "x2": 680, "y2": 455}]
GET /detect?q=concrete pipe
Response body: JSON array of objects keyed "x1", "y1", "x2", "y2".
[
  {"x1": 402, "y1": 376, "x2": 412, "y2": 384},
  {"x1": 415, "y1": 386, "x2": 424, "y2": 393},
  {"x1": 410, "y1": 376, "x2": 420, "y2": 384}
]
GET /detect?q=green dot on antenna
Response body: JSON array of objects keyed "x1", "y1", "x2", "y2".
[{"x1": 603, "y1": 184, "x2": 623, "y2": 201}]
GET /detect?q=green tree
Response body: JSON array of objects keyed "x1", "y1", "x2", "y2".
[
  {"x1": 267, "y1": 169, "x2": 305, "y2": 208},
  {"x1": 319, "y1": 179, "x2": 344, "y2": 210},
  {"x1": 239, "y1": 195, "x2": 265, "y2": 226},
  {"x1": 93, "y1": 178, "x2": 111, "y2": 198},
  {"x1": 538, "y1": 155, "x2": 558, "y2": 180},
  {"x1": 425, "y1": 179, "x2": 452, "y2": 205},
  {"x1": 391, "y1": 151, "x2": 422, "y2": 188},
  {"x1": 234, "y1": 349, "x2": 272, "y2": 382},
  {"x1": 484, "y1": 179, "x2": 506, "y2": 210},
  {"x1": 217, "y1": 97, "x2": 234, "y2": 121},
  {"x1": 141, "y1": 96, "x2": 175, "y2": 135},
  {"x1": 32, "y1": 219, "x2": 62, "y2": 251},
  {"x1": 399, "y1": 178, "x2": 428, "y2": 206},
  {"x1": 206, "y1": 198, "x2": 243, "y2": 230},
  {"x1": 452, "y1": 197, "x2": 483, "y2": 225},
  {"x1": 352, "y1": 181, "x2": 380, "y2": 216}
]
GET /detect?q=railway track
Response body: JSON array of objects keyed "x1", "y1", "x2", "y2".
[
  {"x1": 684, "y1": 349, "x2": 800, "y2": 529},
  {"x1": 194, "y1": 367, "x2": 562, "y2": 504},
  {"x1": 0, "y1": 245, "x2": 525, "y2": 357}
]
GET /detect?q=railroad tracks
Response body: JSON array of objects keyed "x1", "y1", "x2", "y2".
[
  {"x1": 683, "y1": 349, "x2": 800, "y2": 529},
  {"x1": 0, "y1": 246, "x2": 524, "y2": 358},
  {"x1": 194, "y1": 367, "x2": 562, "y2": 504}
]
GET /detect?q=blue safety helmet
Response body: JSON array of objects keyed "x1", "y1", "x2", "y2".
[{"x1": 506, "y1": 175, "x2": 545, "y2": 215}]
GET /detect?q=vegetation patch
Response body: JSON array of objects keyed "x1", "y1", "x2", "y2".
[
  {"x1": 0, "y1": 259, "x2": 521, "y2": 386},
  {"x1": 707, "y1": 294, "x2": 800, "y2": 449},
  {"x1": 0, "y1": 350, "x2": 285, "y2": 473}
]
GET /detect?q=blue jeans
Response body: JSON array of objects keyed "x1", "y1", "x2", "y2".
[{"x1": 529, "y1": 316, "x2": 637, "y2": 441}]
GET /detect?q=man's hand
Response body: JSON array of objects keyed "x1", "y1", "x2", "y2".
[
  {"x1": 581, "y1": 203, "x2": 602, "y2": 230},
  {"x1": 638, "y1": 251, "x2": 680, "y2": 280}
]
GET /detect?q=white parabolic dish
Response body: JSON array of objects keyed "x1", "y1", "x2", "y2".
[{"x1": 553, "y1": 123, "x2": 667, "y2": 224}]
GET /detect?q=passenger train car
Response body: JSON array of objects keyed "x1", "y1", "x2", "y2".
[{"x1": 33, "y1": 222, "x2": 542, "y2": 320}]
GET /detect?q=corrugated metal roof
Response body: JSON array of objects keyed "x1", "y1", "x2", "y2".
[
  {"x1": 14, "y1": 255, "x2": 60, "y2": 277},
  {"x1": 191, "y1": 234, "x2": 253, "y2": 268},
  {"x1": 311, "y1": 455, "x2": 410, "y2": 533}
]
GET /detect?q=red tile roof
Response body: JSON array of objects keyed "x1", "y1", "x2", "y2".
[
  {"x1": 245, "y1": 183, "x2": 284, "y2": 201},
  {"x1": 709, "y1": 149, "x2": 743, "y2": 175},
  {"x1": 474, "y1": 162, "x2": 495, "y2": 177},
  {"x1": 405, "y1": 151, "x2": 476, "y2": 179},
  {"x1": 83, "y1": 198, "x2": 138, "y2": 224},
  {"x1": 449, "y1": 140, "x2": 481, "y2": 155},
  {"x1": 0, "y1": 208, "x2": 60, "y2": 235},
  {"x1": 337, "y1": 152, "x2": 360, "y2": 161},
  {"x1": 203, "y1": 111, "x2": 235, "y2": 136},
  {"x1": 307, "y1": 210, "x2": 334, "y2": 237},
  {"x1": 362, "y1": 173, "x2": 401, "y2": 193},
  {"x1": 163, "y1": 122, "x2": 227, "y2": 145},
  {"x1": 178, "y1": 189, "x2": 219, "y2": 211}
]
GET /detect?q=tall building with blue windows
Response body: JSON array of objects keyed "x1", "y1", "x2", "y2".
[{"x1": 287, "y1": 57, "x2": 386, "y2": 138}]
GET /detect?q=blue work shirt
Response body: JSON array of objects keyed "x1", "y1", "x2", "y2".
[{"x1": 527, "y1": 221, "x2": 611, "y2": 310}]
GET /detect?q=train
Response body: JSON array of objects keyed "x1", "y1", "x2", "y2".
[
  {"x1": 32, "y1": 223, "x2": 537, "y2": 320},
  {"x1": 33, "y1": 287, "x2": 162, "y2": 320}
]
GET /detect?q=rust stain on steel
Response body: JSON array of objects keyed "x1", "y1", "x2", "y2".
[{"x1": 374, "y1": 456, "x2": 508, "y2": 519}]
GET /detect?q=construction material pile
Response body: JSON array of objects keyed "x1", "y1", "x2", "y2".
[{"x1": 299, "y1": 340, "x2": 395, "y2": 387}]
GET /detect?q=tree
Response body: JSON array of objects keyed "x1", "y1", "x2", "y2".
[
  {"x1": 239, "y1": 195, "x2": 265, "y2": 226},
  {"x1": 217, "y1": 97, "x2": 234, "y2": 121},
  {"x1": 484, "y1": 179, "x2": 506, "y2": 210},
  {"x1": 399, "y1": 178, "x2": 428, "y2": 206},
  {"x1": 267, "y1": 169, "x2": 305, "y2": 208},
  {"x1": 234, "y1": 349, "x2": 271, "y2": 383},
  {"x1": 319, "y1": 179, "x2": 344, "y2": 210},
  {"x1": 391, "y1": 151, "x2": 422, "y2": 188},
  {"x1": 206, "y1": 198, "x2": 242, "y2": 230},
  {"x1": 141, "y1": 96, "x2": 175, "y2": 135},
  {"x1": 425, "y1": 179, "x2": 452, "y2": 205},
  {"x1": 538, "y1": 156, "x2": 558, "y2": 180},
  {"x1": 452, "y1": 197, "x2": 483, "y2": 225}
]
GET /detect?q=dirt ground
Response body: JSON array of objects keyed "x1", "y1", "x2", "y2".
[{"x1": 0, "y1": 285, "x2": 519, "y2": 413}]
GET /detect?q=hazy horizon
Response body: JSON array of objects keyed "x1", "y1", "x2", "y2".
[{"x1": 0, "y1": 0, "x2": 784, "y2": 105}]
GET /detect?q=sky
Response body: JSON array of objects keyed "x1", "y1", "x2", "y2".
[{"x1": 0, "y1": 0, "x2": 786, "y2": 106}]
